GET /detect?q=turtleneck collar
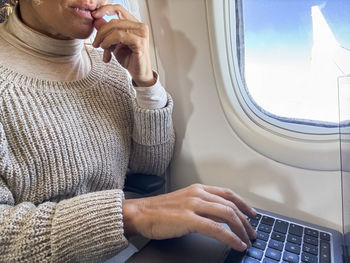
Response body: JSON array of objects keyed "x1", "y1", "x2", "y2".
[{"x1": 6, "y1": 8, "x2": 84, "y2": 57}]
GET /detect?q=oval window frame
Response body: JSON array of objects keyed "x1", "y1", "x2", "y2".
[{"x1": 205, "y1": 0, "x2": 340, "y2": 171}]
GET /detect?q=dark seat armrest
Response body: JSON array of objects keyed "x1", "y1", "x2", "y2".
[{"x1": 124, "y1": 172, "x2": 165, "y2": 195}]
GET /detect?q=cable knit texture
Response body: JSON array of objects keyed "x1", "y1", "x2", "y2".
[{"x1": 0, "y1": 46, "x2": 175, "y2": 262}]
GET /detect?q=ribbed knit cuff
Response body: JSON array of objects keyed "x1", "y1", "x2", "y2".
[
  {"x1": 51, "y1": 190, "x2": 128, "y2": 263},
  {"x1": 132, "y1": 94, "x2": 174, "y2": 146}
]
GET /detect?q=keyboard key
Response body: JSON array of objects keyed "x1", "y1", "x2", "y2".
[
  {"x1": 263, "y1": 258, "x2": 278, "y2": 263},
  {"x1": 302, "y1": 252, "x2": 318, "y2": 263},
  {"x1": 320, "y1": 232, "x2": 331, "y2": 241},
  {"x1": 283, "y1": 251, "x2": 299, "y2": 263},
  {"x1": 285, "y1": 242, "x2": 301, "y2": 254},
  {"x1": 319, "y1": 240, "x2": 331, "y2": 263},
  {"x1": 289, "y1": 224, "x2": 303, "y2": 237},
  {"x1": 243, "y1": 257, "x2": 260, "y2": 263},
  {"x1": 258, "y1": 224, "x2": 272, "y2": 233},
  {"x1": 247, "y1": 247, "x2": 263, "y2": 260},
  {"x1": 303, "y1": 243, "x2": 318, "y2": 255},
  {"x1": 252, "y1": 214, "x2": 262, "y2": 220},
  {"x1": 305, "y1": 228, "x2": 319, "y2": 238},
  {"x1": 265, "y1": 248, "x2": 282, "y2": 261},
  {"x1": 257, "y1": 231, "x2": 269, "y2": 241},
  {"x1": 268, "y1": 239, "x2": 283, "y2": 251},
  {"x1": 271, "y1": 232, "x2": 285, "y2": 242},
  {"x1": 261, "y1": 216, "x2": 275, "y2": 226},
  {"x1": 252, "y1": 239, "x2": 267, "y2": 250},
  {"x1": 273, "y1": 219, "x2": 289, "y2": 234},
  {"x1": 249, "y1": 218, "x2": 259, "y2": 228},
  {"x1": 304, "y1": 235, "x2": 318, "y2": 246},
  {"x1": 320, "y1": 240, "x2": 330, "y2": 251},
  {"x1": 287, "y1": 234, "x2": 302, "y2": 245}
]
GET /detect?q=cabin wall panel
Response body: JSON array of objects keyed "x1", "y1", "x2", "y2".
[{"x1": 147, "y1": 0, "x2": 342, "y2": 231}]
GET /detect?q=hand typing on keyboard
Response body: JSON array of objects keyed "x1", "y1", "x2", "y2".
[{"x1": 122, "y1": 184, "x2": 258, "y2": 251}]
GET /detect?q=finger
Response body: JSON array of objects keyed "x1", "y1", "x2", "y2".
[
  {"x1": 231, "y1": 205, "x2": 257, "y2": 241},
  {"x1": 206, "y1": 215, "x2": 256, "y2": 245},
  {"x1": 194, "y1": 201, "x2": 251, "y2": 247},
  {"x1": 99, "y1": 32, "x2": 141, "y2": 54},
  {"x1": 201, "y1": 192, "x2": 257, "y2": 240},
  {"x1": 93, "y1": 20, "x2": 147, "y2": 48},
  {"x1": 103, "y1": 48, "x2": 112, "y2": 63},
  {"x1": 94, "y1": 17, "x2": 107, "y2": 31},
  {"x1": 202, "y1": 185, "x2": 257, "y2": 217},
  {"x1": 92, "y1": 4, "x2": 138, "y2": 22},
  {"x1": 191, "y1": 215, "x2": 248, "y2": 252}
]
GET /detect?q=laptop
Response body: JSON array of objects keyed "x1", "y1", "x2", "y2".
[{"x1": 126, "y1": 78, "x2": 350, "y2": 263}]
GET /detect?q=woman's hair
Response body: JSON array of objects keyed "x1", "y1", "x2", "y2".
[{"x1": 0, "y1": 0, "x2": 17, "y2": 22}]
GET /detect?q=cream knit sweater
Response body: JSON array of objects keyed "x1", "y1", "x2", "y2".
[{"x1": 0, "y1": 14, "x2": 175, "y2": 263}]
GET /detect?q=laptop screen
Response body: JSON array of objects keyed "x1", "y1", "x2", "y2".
[{"x1": 339, "y1": 76, "x2": 350, "y2": 260}]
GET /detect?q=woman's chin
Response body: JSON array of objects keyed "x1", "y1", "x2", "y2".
[{"x1": 69, "y1": 26, "x2": 95, "y2": 40}]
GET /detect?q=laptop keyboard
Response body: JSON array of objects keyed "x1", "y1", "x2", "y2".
[{"x1": 240, "y1": 213, "x2": 332, "y2": 263}]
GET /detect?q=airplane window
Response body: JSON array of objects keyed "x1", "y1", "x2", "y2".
[
  {"x1": 206, "y1": 0, "x2": 342, "y2": 169},
  {"x1": 111, "y1": 0, "x2": 130, "y2": 8},
  {"x1": 236, "y1": 0, "x2": 350, "y2": 127},
  {"x1": 105, "y1": 0, "x2": 131, "y2": 21}
]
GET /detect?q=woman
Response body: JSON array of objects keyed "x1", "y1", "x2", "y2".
[{"x1": 0, "y1": 0, "x2": 257, "y2": 262}]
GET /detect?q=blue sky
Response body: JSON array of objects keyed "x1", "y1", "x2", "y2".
[
  {"x1": 244, "y1": 0, "x2": 350, "y2": 61},
  {"x1": 242, "y1": 0, "x2": 350, "y2": 122}
]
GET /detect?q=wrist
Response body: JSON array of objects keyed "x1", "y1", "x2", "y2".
[
  {"x1": 122, "y1": 199, "x2": 140, "y2": 238},
  {"x1": 133, "y1": 71, "x2": 157, "y2": 87}
]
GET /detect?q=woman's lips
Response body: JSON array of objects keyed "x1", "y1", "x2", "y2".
[{"x1": 72, "y1": 7, "x2": 94, "y2": 20}]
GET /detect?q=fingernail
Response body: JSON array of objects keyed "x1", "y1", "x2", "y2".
[
  {"x1": 240, "y1": 242, "x2": 247, "y2": 251},
  {"x1": 251, "y1": 208, "x2": 257, "y2": 215}
]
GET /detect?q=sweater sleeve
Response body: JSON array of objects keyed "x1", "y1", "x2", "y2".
[
  {"x1": 128, "y1": 93, "x2": 175, "y2": 176},
  {"x1": 0, "y1": 126, "x2": 128, "y2": 262}
]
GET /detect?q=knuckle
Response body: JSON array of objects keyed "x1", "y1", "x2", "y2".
[
  {"x1": 187, "y1": 197, "x2": 201, "y2": 209},
  {"x1": 190, "y1": 183, "x2": 202, "y2": 189},
  {"x1": 225, "y1": 206, "x2": 235, "y2": 218},
  {"x1": 139, "y1": 23, "x2": 149, "y2": 34},
  {"x1": 188, "y1": 184, "x2": 203, "y2": 196},
  {"x1": 110, "y1": 19, "x2": 119, "y2": 25},
  {"x1": 230, "y1": 208, "x2": 242, "y2": 223},
  {"x1": 209, "y1": 221, "x2": 224, "y2": 233},
  {"x1": 230, "y1": 203, "x2": 239, "y2": 213},
  {"x1": 223, "y1": 187, "x2": 234, "y2": 197}
]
